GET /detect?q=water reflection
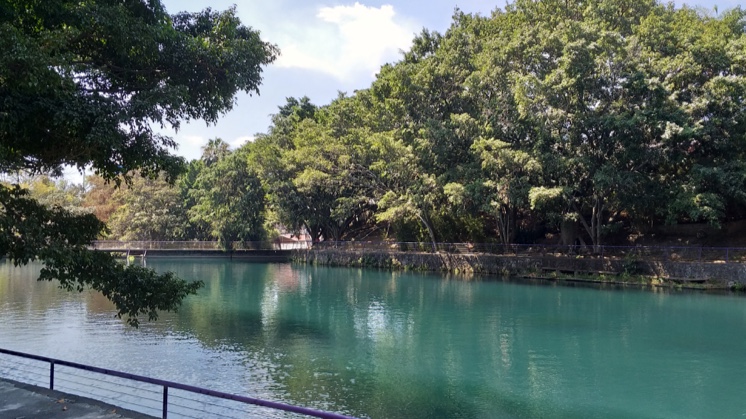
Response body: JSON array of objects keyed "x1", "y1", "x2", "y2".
[{"x1": 1, "y1": 260, "x2": 746, "y2": 418}]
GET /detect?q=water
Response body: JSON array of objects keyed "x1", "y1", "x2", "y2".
[{"x1": 1, "y1": 259, "x2": 745, "y2": 418}]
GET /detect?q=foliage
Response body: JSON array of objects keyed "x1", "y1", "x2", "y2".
[
  {"x1": 108, "y1": 173, "x2": 191, "y2": 241},
  {"x1": 189, "y1": 144, "x2": 266, "y2": 247},
  {"x1": 0, "y1": 185, "x2": 201, "y2": 326},
  {"x1": 22, "y1": 0, "x2": 746, "y2": 275},
  {"x1": 22, "y1": 175, "x2": 85, "y2": 214},
  {"x1": 82, "y1": 175, "x2": 122, "y2": 224},
  {"x1": 253, "y1": 96, "x2": 378, "y2": 242},
  {"x1": 242, "y1": 1, "x2": 746, "y2": 247},
  {"x1": 0, "y1": 0, "x2": 277, "y2": 325}
]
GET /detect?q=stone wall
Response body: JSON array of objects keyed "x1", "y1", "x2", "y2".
[{"x1": 295, "y1": 249, "x2": 746, "y2": 285}]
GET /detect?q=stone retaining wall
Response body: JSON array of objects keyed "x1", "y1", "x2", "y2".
[{"x1": 295, "y1": 249, "x2": 746, "y2": 285}]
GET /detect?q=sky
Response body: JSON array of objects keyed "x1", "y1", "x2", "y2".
[
  {"x1": 66, "y1": 0, "x2": 743, "y2": 181},
  {"x1": 156, "y1": 0, "x2": 499, "y2": 161}
]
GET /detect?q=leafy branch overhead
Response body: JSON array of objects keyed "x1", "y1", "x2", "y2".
[
  {"x1": 0, "y1": 0, "x2": 277, "y2": 326},
  {"x1": 1, "y1": 1, "x2": 277, "y2": 181}
]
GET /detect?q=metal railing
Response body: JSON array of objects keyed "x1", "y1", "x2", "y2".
[
  {"x1": 308, "y1": 241, "x2": 746, "y2": 263},
  {"x1": 89, "y1": 240, "x2": 746, "y2": 263},
  {"x1": 92, "y1": 241, "x2": 310, "y2": 251},
  {"x1": 0, "y1": 348, "x2": 355, "y2": 419}
]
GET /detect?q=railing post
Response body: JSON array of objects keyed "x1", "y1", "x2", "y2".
[
  {"x1": 162, "y1": 386, "x2": 168, "y2": 419},
  {"x1": 49, "y1": 361, "x2": 54, "y2": 390},
  {"x1": 726, "y1": 248, "x2": 730, "y2": 263}
]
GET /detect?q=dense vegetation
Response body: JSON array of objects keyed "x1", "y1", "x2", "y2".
[
  {"x1": 15, "y1": 0, "x2": 746, "y2": 256},
  {"x1": 0, "y1": 0, "x2": 277, "y2": 324}
]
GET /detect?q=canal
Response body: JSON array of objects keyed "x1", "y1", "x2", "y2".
[{"x1": 1, "y1": 259, "x2": 745, "y2": 418}]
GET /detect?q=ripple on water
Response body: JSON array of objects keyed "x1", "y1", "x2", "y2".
[{"x1": 1, "y1": 261, "x2": 746, "y2": 419}]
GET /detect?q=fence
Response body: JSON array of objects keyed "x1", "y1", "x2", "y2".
[
  {"x1": 0, "y1": 348, "x2": 355, "y2": 419},
  {"x1": 92, "y1": 241, "x2": 310, "y2": 251},
  {"x1": 89, "y1": 240, "x2": 746, "y2": 263},
  {"x1": 308, "y1": 241, "x2": 746, "y2": 263}
]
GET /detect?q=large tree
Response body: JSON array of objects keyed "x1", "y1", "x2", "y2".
[
  {"x1": 257, "y1": 0, "x2": 746, "y2": 248},
  {"x1": 0, "y1": 0, "x2": 277, "y2": 325},
  {"x1": 107, "y1": 173, "x2": 191, "y2": 241},
  {"x1": 189, "y1": 142, "x2": 267, "y2": 247}
]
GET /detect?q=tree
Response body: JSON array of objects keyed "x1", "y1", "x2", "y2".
[
  {"x1": 476, "y1": 0, "x2": 675, "y2": 250},
  {"x1": 254, "y1": 96, "x2": 379, "y2": 242},
  {"x1": 634, "y1": 7, "x2": 746, "y2": 226},
  {"x1": 23, "y1": 175, "x2": 86, "y2": 214},
  {"x1": 371, "y1": 132, "x2": 441, "y2": 249},
  {"x1": 176, "y1": 159, "x2": 212, "y2": 240},
  {"x1": 189, "y1": 147, "x2": 267, "y2": 247},
  {"x1": 200, "y1": 138, "x2": 232, "y2": 167},
  {"x1": 0, "y1": 0, "x2": 277, "y2": 325},
  {"x1": 367, "y1": 14, "x2": 487, "y2": 246},
  {"x1": 82, "y1": 175, "x2": 122, "y2": 224},
  {"x1": 471, "y1": 136, "x2": 542, "y2": 245},
  {"x1": 243, "y1": 0, "x2": 746, "y2": 249},
  {"x1": 108, "y1": 173, "x2": 191, "y2": 241}
]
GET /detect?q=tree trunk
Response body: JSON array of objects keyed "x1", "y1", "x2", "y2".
[
  {"x1": 560, "y1": 219, "x2": 579, "y2": 249},
  {"x1": 325, "y1": 223, "x2": 343, "y2": 244},
  {"x1": 592, "y1": 196, "x2": 603, "y2": 253},
  {"x1": 574, "y1": 196, "x2": 604, "y2": 253},
  {"x1": 496, "y1": 205, "x2": 516, "y2": 246},
  {"x1": 306, "y1": 223, "x2": 322, "y2": 247},
  {"x1": 416, "y1": 211, "x2": 438, "y2": 252}
]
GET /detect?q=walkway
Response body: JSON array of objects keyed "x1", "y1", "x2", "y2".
[{"x1": 0, "y1": 378, "x2": 154, "y2": 419}]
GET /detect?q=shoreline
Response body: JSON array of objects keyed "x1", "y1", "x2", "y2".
[{"x1": 293, "y1": 249, "x2": 745, "y2": 291}]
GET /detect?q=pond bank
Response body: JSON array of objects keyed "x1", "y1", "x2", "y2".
[
  {"x1": 0, "y1": 377, "x2": 154, "y2": 419},
  {"x1": 293, "y1": 249, "x2": 746, "y2": 289}
]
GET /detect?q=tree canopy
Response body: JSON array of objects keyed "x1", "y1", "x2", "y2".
[
  {"x1": 13, "y1": 0, "x2": 746, "y2": 289},
  {"x1": 244, "y1": 0, "x2": 746, "y2": 248},
  {"x1": 0, "y1": 0, "x2": 277, "y2": 325}
]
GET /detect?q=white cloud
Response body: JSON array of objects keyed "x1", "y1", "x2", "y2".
[
  {"x1": 182, "y1": 135, "x2": 206, "y2": 147},
  {"x1": 275, "y1": 3, "x2": 417, "y2": 81},
  {"x1": 174, "y1": 134, "x2": 207, "y2": 161},
  {"x1": 230, "y1": 135, "x2": 255, "y2": 149}
]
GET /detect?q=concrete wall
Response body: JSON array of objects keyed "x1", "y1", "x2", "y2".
[{"x1": 295, "y1": 249, "x2": 746, "y2": 285}]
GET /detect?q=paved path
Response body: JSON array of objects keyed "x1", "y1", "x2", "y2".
[{"x1": 0, "y1": 378, "x2": 155, "y2": 419}]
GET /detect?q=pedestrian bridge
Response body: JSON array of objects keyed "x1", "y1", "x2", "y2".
[{"x1": 90, "y1": 241, "x2": 307, "y2": 262}]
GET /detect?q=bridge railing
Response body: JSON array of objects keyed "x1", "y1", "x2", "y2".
[
  {"x1": 0, "y1": 348, "x2": 354, "y2": 419},
  {"x1": 92, "y1": 241, "x2": 310, "y2": 251}
]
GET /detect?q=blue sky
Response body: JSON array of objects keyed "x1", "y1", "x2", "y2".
[{"x1": 149, "y1": 1, "x2": 745, "y2": 162}]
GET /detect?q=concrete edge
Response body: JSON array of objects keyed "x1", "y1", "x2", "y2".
[{"x1": 0, "y1": 377, "x2": 157, "y2": 419}]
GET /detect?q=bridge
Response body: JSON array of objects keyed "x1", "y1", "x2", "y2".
[{"x1": 90, "y1": 241, "x2": 308, "y2": 262}]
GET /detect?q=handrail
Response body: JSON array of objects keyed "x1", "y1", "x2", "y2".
[
  {"x1": 306, "y1": 241, "x2": 746, "y2": 263},
  {"x1": 0, "y1": 348, "x2": 356, "y2": 419},
  {"x1": 90, "y1": 240, "x2": 309, "y2": 251},
  {"x1": 89, "y1": 240, "x2": 746, "y2": 263}
]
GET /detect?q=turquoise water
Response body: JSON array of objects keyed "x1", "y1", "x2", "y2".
[{"x1": 1, "y1": 259, "x2": 745, "y2": 418}]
